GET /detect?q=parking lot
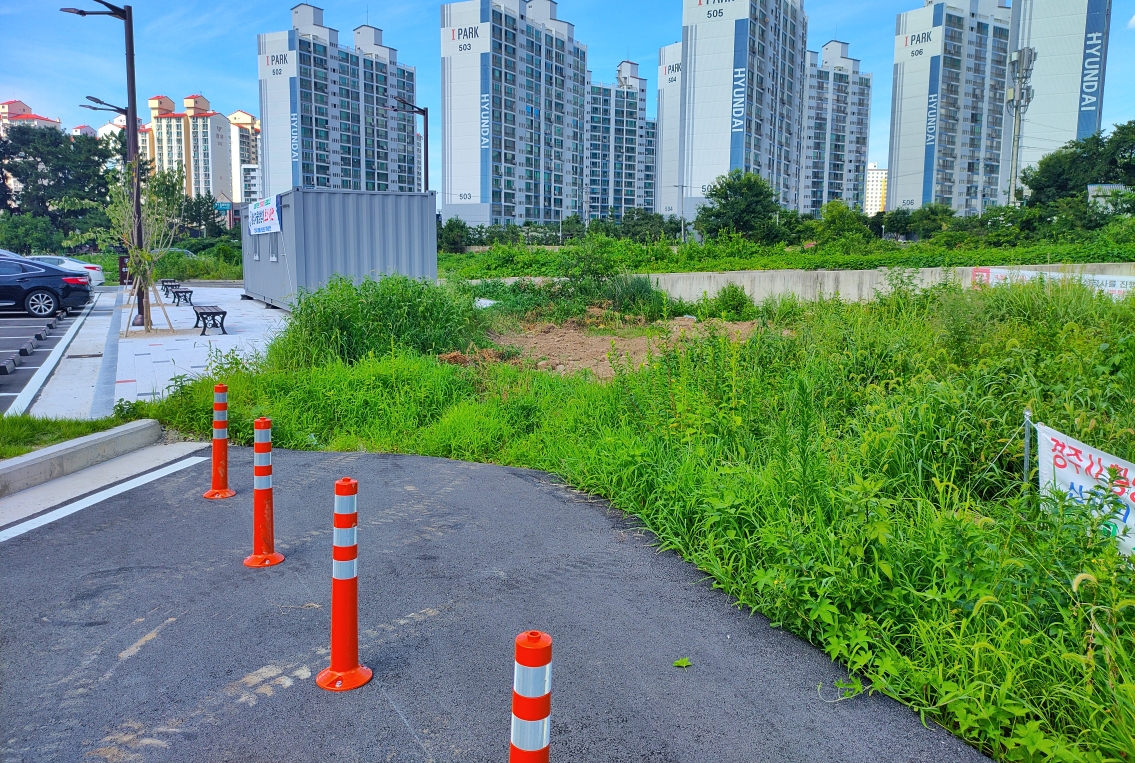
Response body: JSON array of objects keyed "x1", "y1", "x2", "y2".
[{"x1": 0, "y1": 309, "x2": 82, "y2": 415}]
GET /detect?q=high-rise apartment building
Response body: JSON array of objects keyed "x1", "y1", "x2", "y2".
[
  {"x1": 1002, "y1": 0, "x2": 1112, "y2": 185},
  {"x1": 1, "y1": 101, "x2": 62, "y2": 138},
  {"x1": 585, "y1": 61, "x2": 654, "y2": 220},
  {"x1": 258, "y1": 4, "x2": 420, "y2": 198},
  {"x1": 658, "y1": 0, "x2": 808, "y2": 220},
  {"x1": 228, "y1": 110, "x2": 262, "y2": 203},
  {"x1": 887, "y1": 0, "x2": 1011, "y2": 217},
  {"x1": 642, "y1": 118, "x2": 657, "y2": 213},
  {"x1": 440, "y1": 0, "x2": 588, "y2": 226},
  {"x1": 803, "y1": 40, "x2": 871, "y2": 213},
  {"x1": 865, "y1": 162, "x2": 888, "y2": 216},
  {"x1": 146, "y1": 94, "x2": 234, "y2": 202}
]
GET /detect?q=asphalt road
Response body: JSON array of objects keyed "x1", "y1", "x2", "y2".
[{"x1": 0, "y1": 450, "x2": 990, "y2": 762}]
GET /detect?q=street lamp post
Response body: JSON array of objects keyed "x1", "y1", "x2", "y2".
[
  {"x1": 389, "y1": 96, "x2": 428, "y2": 192},
  {"x1": 63, "y1": 1, "x2": 144, "y2": 324}
]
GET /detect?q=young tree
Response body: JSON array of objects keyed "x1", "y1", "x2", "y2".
[
  {"x1": 693, "y1": 170, "x2": 782, "y2": 243},
  {"x1": 908, "y1": 203, "x2": 956, "y2": 240},
  {"x1": 1022, "y1": 120, "x2": 1135, "y2": 205},
  {"x1": 816, "y1": 200, "x2": 871, "y2": 242}
]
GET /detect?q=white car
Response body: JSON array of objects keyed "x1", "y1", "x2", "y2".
[{"x1": 26, "y1": 255, "x2": 105, "y2": 286}]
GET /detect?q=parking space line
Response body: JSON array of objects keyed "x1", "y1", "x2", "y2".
[
  {"x1": 5, "y1": 299, "x2": 95, "y2": 416},
  {"x1": 0, "y1": 456, "x2": 208, "y2": 543}
]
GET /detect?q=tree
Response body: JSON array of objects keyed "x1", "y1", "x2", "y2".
[
  {"x1": 438, "y1": 216, "x2": 469, "y2": 253},
  {"x1": 1021, "y1": 120, "x2": 1135, "y2": 205},
  {"x1": 816, "y1": 201, "x2": 871, "y2": 242},
  {"x1": 882, "y1": 207, "x2": 913, "y2": 238},
  {"x1": 618, "y1": 208, "x2": 668, "y2": 242},
  {"x1": 182, "y1": 193, "x2": 226, "y2": 237},
  {"x1": 0, "y1": 212, "x2": 63, "y2": 253},
  {"x1": 0, "y1": 124, "x2": 112, "y2": 231},
  {"x1": 559, "y1": 214, "x2": 585, "y2": 241},
  {"x1": 908, "y1": 203, "x2": 956, "y2": 240},
  {"x1": 693, "y1": 170, "x2": 782, "y2": 243}
]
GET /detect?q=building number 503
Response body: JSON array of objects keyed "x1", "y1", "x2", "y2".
[
  {"x1": 459, "y1": 43, "x2": 471, "y2": 52},
  {"x1": 707, "y1": 8, "x2": 724, "y2": 18},
  {"x1": 459, "y1": 193, "x2": 473, "y2": 200}
]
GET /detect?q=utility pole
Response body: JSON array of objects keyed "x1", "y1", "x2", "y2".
[
  {"x1": 64, "y1": 1, "x2": 144, "y2": 324},
  {"x1": 1006, "y1": 46, "x2": 1035, "y2": 206},
  {"x1": 390, "y1": 96, "x2": 428, "y2": 192}
]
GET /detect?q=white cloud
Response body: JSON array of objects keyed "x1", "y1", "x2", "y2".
[{"x1": 1129, "y1": 12, "x2": 1135, "y2": 28}]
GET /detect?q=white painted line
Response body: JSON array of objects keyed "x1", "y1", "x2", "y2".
[
  {"x1": 5, "y1": 298, "x2": 96, "y2": 416},
  {"x1": 0, "y1": 456, "x2": 207, "y2": 543}
]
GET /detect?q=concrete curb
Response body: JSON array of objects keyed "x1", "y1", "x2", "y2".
[{"x1": 0, "y1": 419, "x2": 163, "y2": 498}]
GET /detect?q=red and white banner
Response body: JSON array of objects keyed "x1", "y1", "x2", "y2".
[
  {"x1": 1036, "y1": 423, "x2": 1135, "y2": 555},
  {"x1": 973, "y1": 267, "x2": 1135, "y2": 300}
]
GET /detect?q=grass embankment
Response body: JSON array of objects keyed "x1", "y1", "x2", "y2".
[
  {"x1": 439, "y1": 234, "x2": 1135, "y2": 279},
  {"x1": 139, "y1": 275, "x2": 1134, "y2": 762},
  {"x1": 0, "y1": 415, "x2": 123, "y2": 459}
]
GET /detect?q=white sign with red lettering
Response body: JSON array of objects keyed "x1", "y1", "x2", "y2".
[
  {"x1": 1037, "y1": 423, "x2": 1135, "y2": 555},
  {"x1": 973, "y1": 267, "x2": 1135, "y2": 300},
  {"x1": 248, "y1": 196, "x2": 281, "y2": 235}
]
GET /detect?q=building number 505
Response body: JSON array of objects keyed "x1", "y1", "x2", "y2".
[{"x1": 707, "y1": 9, "x2": 724, "y2": 18}]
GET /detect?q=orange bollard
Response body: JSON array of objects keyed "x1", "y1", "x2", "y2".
[
  {"x1": 243, "y1": 417, "x2": 284, "y2": 567},
  {"x1": 510, "y1": 630, "x2": 553, "y2": 762},
  {"x1": 203, "y1": 384, "x2": 235, "y2": 500},
  {"x1": 316, "y1": 477, "x2": 372, "y2": 692}
]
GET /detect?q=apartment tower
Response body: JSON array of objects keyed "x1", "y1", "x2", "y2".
[
  {"x1": 440, "y1": 0, "x2": 588, "y2": 226},
  {"x1": 803, "y1": 40, "x2": 872, "y2": 213},
  {"x1": 258, "y1": 4, "x2": 420, "y2": 198},
  {"x1": 1002, "y1": 0, "x2": 1112, "y2": 187},
  {"x1": 887, "y1": 0, "x2": 1011, "y2": 216},
  {"x1": 585, "y1": 61, "x2": 655, "y2": 220}
]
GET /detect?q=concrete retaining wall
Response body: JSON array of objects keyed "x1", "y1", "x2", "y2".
[
  {"x1": 0, "y1": 419, "x2": 163, "y2": 498},
  {"x1": 648, "y1": 262, "x2": 1135, "y2": 303}
]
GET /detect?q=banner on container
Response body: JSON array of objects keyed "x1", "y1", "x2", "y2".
[
  {"x1": 1036, "y1": 423, "x2": 1135, "y2": 555},
  {"x1": 248, "y1": 196, "x2": 281, "y2": 235},
  {"x1": 973, "y1": 267, "x2": 1135, "y2": 300}
]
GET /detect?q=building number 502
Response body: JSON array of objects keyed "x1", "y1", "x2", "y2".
[{"x1": 707, "y1": 8, "x2": 724, "y2": 17}]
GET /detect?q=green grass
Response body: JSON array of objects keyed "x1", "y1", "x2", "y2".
[
  {"x1": 73, "y1": 248, "x2": 242, "y2": 285},
  {"x1": 0, "y1": 415, "x2": 124, "y2": 459},
  {"x1": 440, "y1": 234, "x2": 1135, "y2": 280},
  {"x1": 140, "y1": 277, "x2": 1135, "y2": 762}
]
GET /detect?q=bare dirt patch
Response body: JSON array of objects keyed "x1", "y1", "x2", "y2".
[{"x1": 498, "y1": 316, "x2": 760, "y2": 379}]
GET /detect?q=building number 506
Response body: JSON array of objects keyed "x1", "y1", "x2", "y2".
[{"x1": 707, "y1": 8, "x2": 724, "y2": 17}]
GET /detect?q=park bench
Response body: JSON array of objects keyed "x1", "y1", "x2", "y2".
[
  {"x1": 192, "y1": 305, "x2": 228, "y2": 336},
  {"x1": 172, "y1": 288, "x2": 193, "y2": 307},
  {"x1": 160, "y1": 280, "x2": 180, "y2": 297}
]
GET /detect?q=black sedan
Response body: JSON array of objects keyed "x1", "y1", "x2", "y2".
[{"x1": 0, "y1": 250, "x2": 92, "y2": 317}]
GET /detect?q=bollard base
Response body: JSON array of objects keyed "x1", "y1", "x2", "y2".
[
  {"x1": 243, "y1": 551, "x2": 285, "y2": 568},
  {"x1": 316, "y1": 665, "x2": 372, "y2": 692},
  {"x1": 203, "y1": 488, "x2": 237, "y2": 500}
]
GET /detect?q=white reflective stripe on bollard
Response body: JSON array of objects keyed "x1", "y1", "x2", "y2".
[
  {"x1": 214, "y1": 391, "x2": 228, "y2": 403},
  {"x1": 254, "y1": 429, "x2": 271, "y2": 443},
  {"x1": 254, "y1": 452, "x2": 272, "y2": 467},
  {"x1": 510, "y1": 716, "x2": 551, "y2": 751},
  {"x1": 332, "y1": 559, "x2": 357, "y2": 580},
  {"x1": 254, "y1": 475, "x2": 272, "y2": 490},
  {"x1": 333, "y1": 527, "x2": 357, "y2": 546},
  {"x1": 334, "y1": 495, "x2": 357, "y2": 514},
  {"x1": 213, "y1": 409, "x2": 228, "y2": 422},
  {"x1": 513, "y1": 662, "x2": 552, "y2": 697},
  {"x1": 213, "y1": 427, "x2": 228, "y2": 439}
]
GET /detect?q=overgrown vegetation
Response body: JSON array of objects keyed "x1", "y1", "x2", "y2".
[
  {"x1": 0, "y1": 415, "x2": 123, "y2": 459},
  {"x1": 440, "y1": 230, "x2": 1135, "y2": 279},
  {"x1": 138, "y1": 274, "x2": 1135, "y2": 762}
]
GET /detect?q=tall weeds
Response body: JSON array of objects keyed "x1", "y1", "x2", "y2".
[{"x1": 145, "y1": 277, "x2": 1135, "y2": 762}]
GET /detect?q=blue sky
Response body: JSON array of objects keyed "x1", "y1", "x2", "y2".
[{"x1": 3, "y1": 0, "x2": 1133, "y2": 189}]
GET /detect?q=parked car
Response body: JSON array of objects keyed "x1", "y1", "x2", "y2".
[
  {"x1": 26, "y1": 255, "x2": 106, "y2": 286},
  {"x1": 0, "y1": 254, "x2": 92, "y2": 317}
]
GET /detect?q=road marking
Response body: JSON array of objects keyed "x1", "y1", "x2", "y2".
[
  {"x1": 0, "y1": 457, "x2": 207, "y2": 543},
  {"x1": 5, "y1": 298, "x2": 96, "y2": 416},
  {"x1": 119, "y1": 617, "x2": 177, "y2": 661}
]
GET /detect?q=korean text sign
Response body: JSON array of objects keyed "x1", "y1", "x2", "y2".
[
  {"x1": 973, "y1": 267, "x2": 1135, "y2": 300},
  {"x1": 248, "y1": 196, "x2": 282, "y2": 236},
  {"x1": 1037, "y1": 423, "x2": 1134, "y2": 555}
]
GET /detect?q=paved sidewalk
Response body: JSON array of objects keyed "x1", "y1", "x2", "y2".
[
  {"x1": 0, "y1": 451, "x2": 989, "y2": 763},
  {"x1": 115, "y1": 286, "x2": 285, "y2": 404}
]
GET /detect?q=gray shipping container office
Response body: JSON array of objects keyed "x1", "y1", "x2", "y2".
[{"x1": 241, "y1": 188, "x2": 437, "y2": 308}]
